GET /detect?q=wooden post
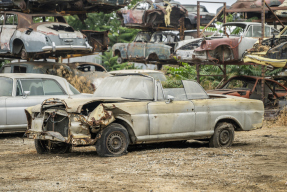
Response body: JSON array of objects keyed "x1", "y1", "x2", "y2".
[
  {"x1": 261, "y1": 65, "x2": 265, "y2": 102},
  {"x1": 196, "y1": 64, "x2": 200, "y2": 83},
  {"x1": 261, "y1": 0, "x2": 265, "y2": 38},
  {"x1": 223, "y1": 2, "x2": 226, "y2": 34},
  {"x1": 197, "y1": 1, "x2": 200, "y2": 38},
  {"x1": 223, "y1": 64, "x2": 227, "y2": 82}
]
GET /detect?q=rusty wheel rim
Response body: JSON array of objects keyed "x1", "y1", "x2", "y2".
[
  {"x1": 106, "y1": 131, "x2": 126, "y2": 154},
  {"x1": 219, "y1": 130, "x2": 230, "y2": 145}
]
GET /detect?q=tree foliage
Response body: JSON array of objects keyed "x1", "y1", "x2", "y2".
[
  {"x1": 165, "y1": 63, "x2": 283, "y2": 90},
  {"x1": 101, "y1": 51, "x2": 138, "y2": 71}
]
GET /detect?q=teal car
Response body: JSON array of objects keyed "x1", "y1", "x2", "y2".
[{"x1": 112, "y1": 31, "x2": 178, "y2": 64}]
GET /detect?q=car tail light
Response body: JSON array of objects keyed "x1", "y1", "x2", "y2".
[{"x1": 194, "y1": 16, "x2": 203, "y2": 19}]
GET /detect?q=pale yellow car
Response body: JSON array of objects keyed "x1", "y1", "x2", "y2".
[{"x1": 25, "y1": 75, "x2": 264, "y2": 156}]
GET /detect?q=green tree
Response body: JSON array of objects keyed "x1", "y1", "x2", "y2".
[{"x1": 101, "y1": 51, "x2": 137, "y2": 71}]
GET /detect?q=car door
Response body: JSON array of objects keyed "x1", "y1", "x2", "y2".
[
  {"x1": 1, "y1": 13, "x2": 18, "y2": 52},
  {"x1": 148, "y1": 81, "x2": 195, "y2": 136},
  {"x1": 5, "y1": 78, "x2": 68, "y2": 126},
  {"x1": 0, "y1": 76, "x2": 13, "y2": 128},
  {"x1": 238, "y1": 25, "x2": 260, "y2": 59}
]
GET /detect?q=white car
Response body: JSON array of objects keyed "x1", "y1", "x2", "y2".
[
  {"x1": 0, "y1": 73, "x2": 91, "y2": 133},
  {"x1": 175, "y1": 22, "x2": 279, "y2": 63}
]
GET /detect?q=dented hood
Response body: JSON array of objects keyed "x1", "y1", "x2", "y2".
[{"x1": 31, "y1": 97, "x2": 129, "y2": 114}]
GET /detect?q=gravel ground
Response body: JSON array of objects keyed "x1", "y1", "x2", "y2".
[{"x1": 0, "y1": 125, "x2": 287, "y2": 191}]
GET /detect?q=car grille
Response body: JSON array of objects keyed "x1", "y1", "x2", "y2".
[{"x1": 45, "y1": 115, "x2": 69, "y2": 137}]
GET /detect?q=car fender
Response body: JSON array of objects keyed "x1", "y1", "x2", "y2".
[
  {"x1": 146, "y1": 44, "x2": 171, "y2": 60},
  {"x1": 214, "y1": 115, "x2": 243, "y2": 131},
  {"x1": 112, "y1": 43, "x2": 128, "y2": 59},
  {"x1": 195, "y1": 39, "x2": 239, "y2": 59},
  {"x1": 11, "y1": 30, "x2": 47, "y2": 53}
]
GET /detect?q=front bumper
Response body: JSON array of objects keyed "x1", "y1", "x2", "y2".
[{"x1": 42, "y1": 42, "x2": 93, "y2": 52}]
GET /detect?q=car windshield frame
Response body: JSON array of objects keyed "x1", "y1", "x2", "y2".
[
  {"x1": 211, "y1": 23, "x2": 247, "y2": 37},
  {"x1": 93, "y1": 75, "x2": 155, "y2": 100}
]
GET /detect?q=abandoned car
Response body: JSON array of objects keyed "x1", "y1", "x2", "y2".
[
  {"x1": 230, "y1": 0, "x2": 285, "y2": 18},
  {"x1": 0, "y1": 11, "x2": 109, "y2": 60},
  {"x1": 243, "y1": 26, "x2": 287, "y2": 68},
  {"x1": 0, "y1": 61, "x2": 110, "y2": 92},
  {"x1": 182, "y1": 4, "x2": 215, "y2": 26},
  {"x1": 25, "y1": 74, "x2": 264, "y2": 156},
  {"x1": 0, "y1": 73, "x2": 91, "y2": 133},
  {"x1": 0, "y1": 0, "x2": 130, "y2": 13},
  {"x1": 191, "y1": 22, "x2": 279, "y2": 64},
  {"x1": 112, "y1": 31, "x2": 178, "y2": 64},
  {"x1": 116, "y1": 0, "x2": 192, "y2": 30},
  {"x1": 175, "y1": 22, "x2": 278, "y2": 64},
  {"x1": 207, "y1": 75, "x2": 287, "y2": 119},
  {"x1": 109, "y1": 69, "x2": 167, "y2": 81}
]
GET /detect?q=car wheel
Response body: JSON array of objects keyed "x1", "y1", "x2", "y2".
[
  {"x1": 117, "y1": 57, "x2": 123, "y2": 64},
  {"x1": 96, "y1": 123, "x2": 130, "y2": 157},
  {"x1": 34, "y1": 139, "x2": 71, "y2": 154},
  {"x1": 209, "y1": 122, "x2": 234, "y2": 148}
]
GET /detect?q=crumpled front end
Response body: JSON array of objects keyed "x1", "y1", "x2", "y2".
[{"x1": 25, "y1": 99, "x2": 116, "y2": 146}]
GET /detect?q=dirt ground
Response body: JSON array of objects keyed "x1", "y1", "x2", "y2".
[{"x1": 0, "y1": 125, "x2": 287, "y2": 192}]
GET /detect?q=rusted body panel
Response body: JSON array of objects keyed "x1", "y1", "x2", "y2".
[
  {"x1": 26, "y1": 75, "x2": 264, "y2": 155},
  {"x1": 117, "y1": 0, "x2": 189, "y2": 30},
  {"x1": 192, "y1": 22, "x2": 278, "y2": 64},
  {"x1": 231, "y1": 0, "x2": 284, "y2": 9},
  {"x1": 0, "y1": 0, "x2": 130, "y2": 13},
  {"x1": 243, "y1": 26, "x2": 287, "y2": 68}
]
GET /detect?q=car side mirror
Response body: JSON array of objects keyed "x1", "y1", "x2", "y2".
[
  {"x1": 23, "y1": 91, "x2": 30, "y2": 99},
  {"x1": 166, "y1": 95, "x2": 174, "y2": 104}
]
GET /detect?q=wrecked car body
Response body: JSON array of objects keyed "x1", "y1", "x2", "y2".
[
  {"x1": 207, "y1": 75, "x2": 287, "y2": 119},
  {"x1": 0, "y1": 11, "x2": 109, "y2": 60},
  {"x1": 0, "y1": 73, "x2": 91, "y2": 133},
  {"x1": 67, "y1": 62, "x2": 111, "y2": 91},
  {"x1": 26, "y1": 74, "x2": 264, "y2": 156},
  {"x1": 176, "y1": 22, "x2": 278, "y2": 64},
  {"x1": 0, "y1": 0, "x2": 130, "y2": 14},
  {"x1": 112, "y1": 31, "x2": 178, "y2": 64},
  {"x1": 230, "y1": 0, "x2": 285, "y2": 18},
  {"x1": 243, "y1": 26, "x2": 287, "y2": 68},
  {"x1": 0, "y1": 61, "x2": 110, "y2": 92},
  {"x1": 192, "y1": 22, "x2": 279, "y2": 64},
  {"x1": 116, "y1": 0, "x2": 190, "y2": 30},
  {"x1": 182, "y1": 4, "x2": 215, "y2": 27}
]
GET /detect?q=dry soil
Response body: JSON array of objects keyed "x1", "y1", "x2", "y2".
[{"x1": 0, "y1": 125, "x2": 287, "y2": 191}]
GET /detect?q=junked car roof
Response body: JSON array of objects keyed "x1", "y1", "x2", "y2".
[{"x1": 109, "y1": 69, "x2": 164, "y2": 74}]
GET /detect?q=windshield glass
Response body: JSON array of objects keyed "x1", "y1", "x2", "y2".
[
  {"x1": 212, "y1": 24, "x2": 246, "y2": 37},
  {"x1": 0, "y1": 77, "x2": 13, "y2": 96},
  {"x1": 144, "y1": 72, "x2": 167, "y2": 81},
  {"x1": 185, "y1": 6, "x2": 206, "y2": 12},
  {"x1": 134, "y1": 33, "x2": 151, "y2": 42},
  {"x1": 94, "y1": 76, "x2": 154, "y2": 100},
  {"x1": 222, "y1": 78, "x2": 256, "y2": 89}
]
